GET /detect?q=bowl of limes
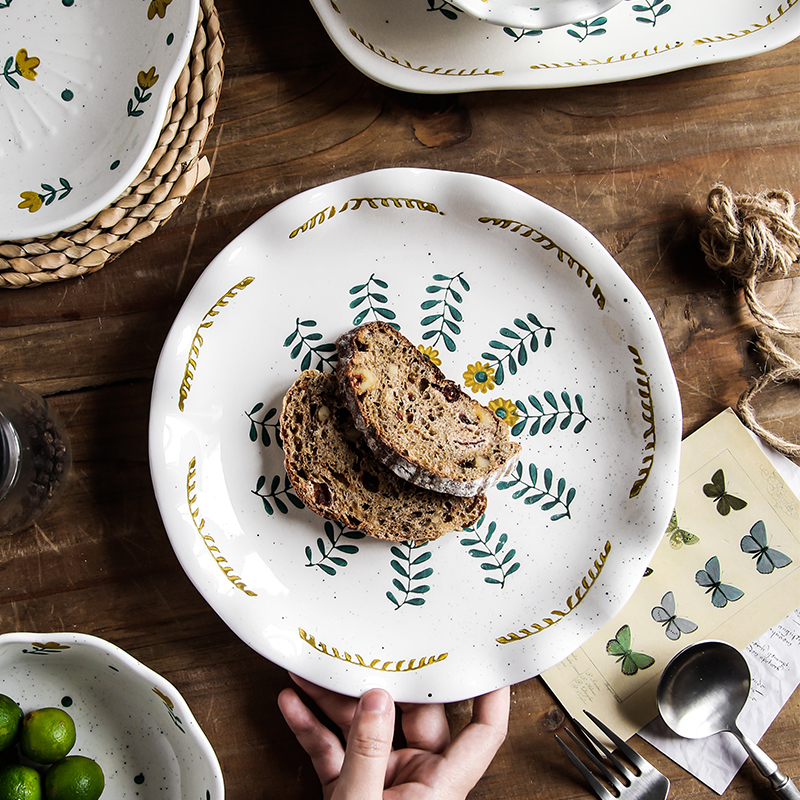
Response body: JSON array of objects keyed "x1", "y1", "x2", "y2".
[{"x1": 0, "y1": 632, "x2": 224, "y2": 799}]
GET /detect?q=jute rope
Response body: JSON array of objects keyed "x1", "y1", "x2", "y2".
[
  {"x1": 0, "y1": 0, "x2": 224, "y2": 289},
  {"x1": 700, "y1": 184, "x2": 800, "y2": 458}
]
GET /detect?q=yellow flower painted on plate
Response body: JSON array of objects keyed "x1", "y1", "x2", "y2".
[
  {"x1": 417, "y1": 345, "x2": 441, "y2": 366},
  {"x1": 488, "y1": 398, "x2": 519, "y2": 427},
  {"x1": 137, "y1": 66, "x2": 159, "y2": 89},
  {"x1": 463, "y1": 362, "x2": 496, "y2": 394},
  {"x1": 15, "y1": 49, "x2": 40, "y2": 81},
  {"x1": 18, "y1": 191, "x2": 43, "y2": 213},
  {"x1": 147, "y1": 0, "x2": 173, "y2": 19}
]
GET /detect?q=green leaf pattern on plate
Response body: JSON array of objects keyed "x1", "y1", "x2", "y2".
[
  {"x1": 387, "y1": 542, "x2": 433, "y2": 609},
  {"x1": 461, "y1": 515, "x2": 521, "y2": 587},
  {"x1": 497, "y1": 461, "x2": 576, "y2": 520},
  {"x1": 350, "y1": 274, "x2": 399, "y2": 328},
  {"x1": 511, "y1": 391, "x2": 591, "y2": 437},
  {"x1": 420, "y1": 272, "x2": 470, "y2": 352},
  {"x1": 306, "y1": 521, "x2": 367, "y2": 575},
  {"x1": 284, "y1": 318, "x2": 339, "y2": 372}
]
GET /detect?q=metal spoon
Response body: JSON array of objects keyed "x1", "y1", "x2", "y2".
[{"x1": 656, "y1": 640, "x2": 800, "y2": 799}]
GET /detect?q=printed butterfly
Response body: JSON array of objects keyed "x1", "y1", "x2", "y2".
[
  {"x1": 695, "y1": 555, "x2": 744, "y2": 608},
  {"x1": 703, "y1": 469, "x2": 747, "y2": 516},
  {"x1": 665, "y1": 509, "x2": 699, "y2": 549},
  {"x1": 606, "y1": 624, "x2": 655, "y2": 676},
  {"x1": 651, "y1": 591, "x2": 698, "y2": 640},
  {"x1": 741, "y1": 520, "x2": 793, "y2": 575}
]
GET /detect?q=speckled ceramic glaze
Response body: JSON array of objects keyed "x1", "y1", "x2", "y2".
[
  {"x1": 0, "y1": 632, "x2": 224, "y2": 799},
  {"x1": 0, "y1": 0, "x2": 199, "y2": 240},
  {"x1": 449, "y1": 0, "x2": 623, "y2": 29},
  {"x1": 149, "y1": 168, "x2": 682, "y2": 703},
  {"x1": 308, "y1": 0, "x2": 800, "y2": 92}
]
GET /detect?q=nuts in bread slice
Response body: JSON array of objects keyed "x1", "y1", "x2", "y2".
[
  {"x1": 336, "y1": 322, "x2": 521, "y2": 497},
  {"x1": 281, "y1": 370, "x2": 487, "y2": 542}
]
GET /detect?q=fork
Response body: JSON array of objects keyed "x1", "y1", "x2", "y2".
[{"x1": 555, "y1": 710, "x2": 670, "y2": 800}]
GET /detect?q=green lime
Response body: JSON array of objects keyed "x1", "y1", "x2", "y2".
[
  {"x1": 0, "y1": 697, "x2": 23, "y2": 753},
  {"x1": 19, "y1": 710, "x2": 75, "y2": 765},
  {"x1": 0, "y1": 764, "x2": 43, "y2": 800},
  {"x1": 44, "y1": 757, "x2": 104, "y2": 800}
]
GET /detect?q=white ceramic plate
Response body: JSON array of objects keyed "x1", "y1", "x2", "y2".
[
  {"x1": 0, "y1": 632, "x2": 224, "y2": 799},
  {"x1": 149, "y1": 168, "x2": 681, "y2": 703},
  {"x1": 0, "y1": 0, "x2": 199, "y2": 240},
  {"x1": 308, "y1": 0, "x2": 800, "y2": 93}
]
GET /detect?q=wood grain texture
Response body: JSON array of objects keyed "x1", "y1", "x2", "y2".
[{"x1": 0, "y1": 1, "x2": 798, "y2": 798}]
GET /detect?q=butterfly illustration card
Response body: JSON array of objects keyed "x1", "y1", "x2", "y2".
[{"x1": 541, "y1": 408, "x2": 800, "y2": 744}]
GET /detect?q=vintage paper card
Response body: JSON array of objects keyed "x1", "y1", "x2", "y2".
[{"x1": 541, "y1": 408, "x2": 800, "y2": 743}]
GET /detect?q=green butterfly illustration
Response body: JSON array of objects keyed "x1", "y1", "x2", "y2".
[
  {"x1": 606, "y1": 625, "x2": 655, "y2": 676},
  {"x1": 665, "y1": 509, "x2": 699, "y2": 549},
  {"x1": 703, "y1": 469, "x2": 747, "y2": 516}
]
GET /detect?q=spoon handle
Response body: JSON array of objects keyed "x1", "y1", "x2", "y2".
[{"x1": 736, "y1": 730, "x2": 800, "y2": 799}]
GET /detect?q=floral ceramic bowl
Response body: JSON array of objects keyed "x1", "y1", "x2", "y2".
[
  {"x1": 0, "y1": 632, "x2": 224, "y2": 799},
  {"x1": 448, "y1": 0, "x2": 623, "y2": 28},
  {"x1": 0, "y1": 0, "x2": 198, "y2": 240}
]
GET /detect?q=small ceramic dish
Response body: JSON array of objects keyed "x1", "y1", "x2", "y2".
[
  {"x1": 0, "y1": 0, "x2": 199, "y2": 240},
  {"x1": 0, "y1": 631, "x2": 224, "y2": 799},
  {"x1": 449, "y1": 0, "x2": 623, "y2": 29}
]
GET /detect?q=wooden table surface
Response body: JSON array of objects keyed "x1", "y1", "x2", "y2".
[{"x1": 1, "y1": 1, "x2": 799, "y2": 797}]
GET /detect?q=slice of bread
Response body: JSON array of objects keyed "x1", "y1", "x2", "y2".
[
  {"x1": 281, "y1": 370, "x2": 487, "y2": 542},
  {"x1": 336, "y1": 322, "x2": 521, "y2": 497}
]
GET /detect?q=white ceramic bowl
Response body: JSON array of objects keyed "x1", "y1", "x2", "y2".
[
  {"x1": 442, "y1": 0, "x2": 623, "y2": 29},
  {"x1": 0, "y1": 632, "x2": 224, "y2": 799}
]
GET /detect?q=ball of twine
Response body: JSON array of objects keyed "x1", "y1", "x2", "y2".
[
  {"x1": 699, "y1": 183, "x2": 800, "y2": 458},
  {"x1": 700, "y1": 184, "x2": 800, "y2": 336}
]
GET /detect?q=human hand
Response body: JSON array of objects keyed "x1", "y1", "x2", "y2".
[{"x1": 277, "y1": 674, "x2": 509, "y2": 800}]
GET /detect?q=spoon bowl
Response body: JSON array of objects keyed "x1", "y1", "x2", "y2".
[
  {"x1": 657, "y1": 640, "x2": 800, "y2": 799},
  {"x1": 657, "y1": 639, "x2": 750, "y2": 739}
]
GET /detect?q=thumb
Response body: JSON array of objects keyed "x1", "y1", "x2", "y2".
[{"x1": 333, "y1": 689, "x2": 395, "y2": 800}]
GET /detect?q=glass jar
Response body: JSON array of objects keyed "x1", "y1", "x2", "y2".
[{"x1": 0, "y1": 381, "x2": 71, "y2": 534}]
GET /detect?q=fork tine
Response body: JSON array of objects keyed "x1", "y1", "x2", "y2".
[
  {"x1": 572, "y1": 717, "x2": 635, "y2": 784},
  {"x1": 563, "y1": 727, "x2": 629, "y2": 793},
  {"x1": 555, "y1": 733, "x2": 617, "y2": 800},
  {"x1": 583, "y1": 710, "x2": 650, "y2": 774}
]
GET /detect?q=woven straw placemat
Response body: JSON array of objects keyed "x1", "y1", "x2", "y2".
[{"x1": 0, "y1": 0, "x2": 224, "y2": 289}]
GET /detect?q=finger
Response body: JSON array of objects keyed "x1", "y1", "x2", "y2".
[
  {"x1": 438, "y1": 686, "x2": 510, "y2": 795},
  {"x1": 334, "y1": 689, "x2": 395, "y2": 800},
  {"x1": 289, "y1": 673, "x2": 359, "y2": 737},
  {"x1": 397, "y1": 702, "x2": 450, "y2": 753},
  {"x1": 277, "y1": 687, "x2": 345, "y2": 791}
]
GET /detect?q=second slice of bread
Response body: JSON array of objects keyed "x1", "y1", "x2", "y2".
[
  {"x1": 336, "y1": 322, "x2": 521, "y2": 497},
  {"x1": 281, "y1": 370, "x2": 487, "y2": 542}
]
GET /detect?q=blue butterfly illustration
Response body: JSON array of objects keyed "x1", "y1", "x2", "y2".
[
  {"x1": 741, "y1": 520, "x2": 793, "y2": 574},
  {"x1": 695, "y1": 556, "x2": 744, "y2": 608},
  {"x1": 651, "y1": 591, "x2": 698, "y2": 640}
]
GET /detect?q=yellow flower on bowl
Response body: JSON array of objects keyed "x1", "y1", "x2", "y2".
[
  {"x1": 147, "y1": 0, "x2": 173, "y2": 19},
  {"x1": 417, "y1": 345, "x2": 442, "y2": 366},
  {"x1": 15, "y1": 49, "x2": 40, "y2": 81},
  {"x1": 18, "y1": 191, "x2": 43, "y2": 213},
  {"x1": 488, "y1": 398, "x2": 519, "y2": 427},
  {"x1": 463, "y1": 361, "x2": 496, "y2": 393},
  {"x1": 137, "y1": 66, "x2": 159, "y2": 89}
]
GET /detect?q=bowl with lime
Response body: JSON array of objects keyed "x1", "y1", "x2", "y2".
[{"x1": 0, "y1": 632, "x2": 224, "y2": 799}]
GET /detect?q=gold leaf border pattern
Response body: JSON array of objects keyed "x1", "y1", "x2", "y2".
[
  {"x1": 496, "y1": 540, "x2": 611, "y2": 644},
  {"x1": 694, "y1": 0, "x2": 799, "y2": 43},
  {"x1": 187, "y1": 457, "x2": 257, "y2": 596},
  {"x1": 178, "y1": 276, "x2": 255, "y2": 412},
  {"x1": 628, "y1": 345, "x2": 657, "y2": 499},
  {"x1": 299, "y1": 628, "x2": 448, "y2": 672},
  {"x1": 289, "y1": 196, "x2": 444, "y2": 239},
  {"x1": 349, "y1": 27, "x2": 504, "y2": 78},
  {"x1": 530, "y1": 42, "x2": 684, "y2": 71},
  {"x1": 478, "y1": 216, "x2": 606, "y2": 310}
]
